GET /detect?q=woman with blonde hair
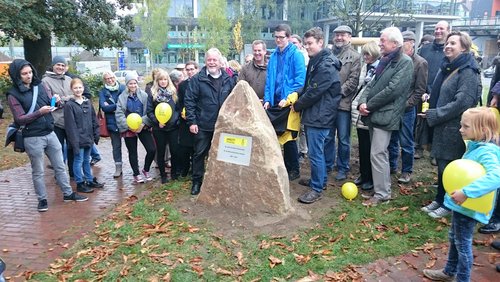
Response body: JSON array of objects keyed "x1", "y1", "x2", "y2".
[{"x1": 146, "y1": 70, "x2": 181, "y2": 183}]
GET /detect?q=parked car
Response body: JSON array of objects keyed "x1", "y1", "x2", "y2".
[
  {"x1": 114, "y1": 70, "x2": 144, "y2": 85},
  {"x1": 484, "y1": 66, "x2": 496, "y2": 78}
]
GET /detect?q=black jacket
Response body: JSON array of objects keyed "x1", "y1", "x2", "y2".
[
  {"x1": 64, "y1": 98, "x2": 99, "y2": 153},
  {"x1": 146, "y1": 89, "x2": 180, "y2": 132},
  {"x1": 6, "y1": 59, "x2": 54, "y2": 138},
  {"x1": 294, "y1": 48, "x2": 342, "y2": 128},
  {"x1": 184, "y1": 67, "x2": 237, "y2": 131}
]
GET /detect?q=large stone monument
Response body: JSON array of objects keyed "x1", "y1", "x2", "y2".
[{"x1": 197, "y1": 81, "x2": 292, "y2": 215}]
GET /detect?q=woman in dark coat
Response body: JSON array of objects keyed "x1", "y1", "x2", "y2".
[
  {"x1": 98, "y1": 71, "x2": 126, "y2": 178},
  {"x1": 421, "y1": 31, "x2": 481, "y2": 219}
]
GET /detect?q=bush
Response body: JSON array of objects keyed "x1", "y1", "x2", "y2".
[{"x1": 82, "y1": 73, "x2": 104, "y2": 97}]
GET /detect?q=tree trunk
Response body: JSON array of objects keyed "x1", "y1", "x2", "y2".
[{"x1": 23, "y1": 33, "x2": 52, "y2": 77}]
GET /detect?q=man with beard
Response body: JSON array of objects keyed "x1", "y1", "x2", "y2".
[
  {"x1": 184, "y1": 49, "x2": 237, "y2": 195},
  {"x1": 324, "y1": 25, "x2": 361, "y2": 181}
]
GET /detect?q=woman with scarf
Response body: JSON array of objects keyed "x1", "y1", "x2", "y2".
[
  {"x1": 99, "y1": 71, "x2": 126, "y2": 178},
  {"x1": 146, "y1": 70, "x2": 181, "y2": 184},
  {"x1": 420, "y1": 31, "x2": 482, "y2": 219},
  {"x1": 115, "y1": 73, "x2": 156, "y2": 184}
]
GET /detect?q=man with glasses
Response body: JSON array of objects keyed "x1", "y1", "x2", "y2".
[{"x1": 264, "y1": 24, "x2": 306, "y2": 181}]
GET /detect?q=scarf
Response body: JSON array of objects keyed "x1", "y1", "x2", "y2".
[
  {"x1": 155, "y1": 87, "x2": 173, "y2": 103},
  {"x1": 375, "y1": 48, "x2": 401, "y2": 76},
  {"x1": 429, "y1": 52, "x2": 472, "y2": 108},
  {"x1": 105, "y1": 81, "x2": 120, "y2": 92}
]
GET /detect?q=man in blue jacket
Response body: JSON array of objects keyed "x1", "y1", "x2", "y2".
[
  {"x1": 264, "y1": 23, "x2": 306, "y2": 181},
  {"x1": 293, "y1": 27, "x2": 342, "y2": 204}
]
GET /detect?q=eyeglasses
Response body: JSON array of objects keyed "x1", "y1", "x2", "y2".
[
  {"x1": 186, "y1": 68, "x2": 196, "y2": 71},
  {"x1": 274, "y1": 35, "x2": 287, "y2": 40}
]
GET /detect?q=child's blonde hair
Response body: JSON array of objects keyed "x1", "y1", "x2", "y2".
[
  {"x1": 462, "y1": 107, "x2": 499, "y2": 144},
  {"x1": 70, "y1": 77, "x2": 83, "y2": 89},
  {"x1": 151, "y1": 69, "x2": 177, "y2": 103}
]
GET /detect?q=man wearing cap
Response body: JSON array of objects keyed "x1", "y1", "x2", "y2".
[
  {"x1": 325, "y1": 25, "x2": 361, "y2": 181},
  {"x1": 42, "y1": 56, "x2": 76, "y2": 178},
  {"x1": 388, "y1": 31, "x2": 428, "y2": 184},
  {"x1": 358, "y1": 27, "x2": 413, "y2": 206}
]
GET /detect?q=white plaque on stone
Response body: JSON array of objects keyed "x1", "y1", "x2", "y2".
[{"x1": 216, "y1": 133, "x2": 252, "y2": 166}]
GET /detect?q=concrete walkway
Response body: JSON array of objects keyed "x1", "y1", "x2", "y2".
[{"x1": 0, "y1": 139, "x2": 498, "y2": 281}]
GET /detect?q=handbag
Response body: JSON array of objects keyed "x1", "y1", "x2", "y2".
[
  {"x1": 4, "y1": 86, "x2": 38, "y2": 153},
  {"x1": 97, "y1": 108, "x2": 110, "y2": 137}
]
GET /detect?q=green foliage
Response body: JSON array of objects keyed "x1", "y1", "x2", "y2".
[
  {"x1": 198, "y1": 0, "x2": 232, "y2": 56},
  {"x1": 134, "y1": 0, "x2": 171, "y2": 67},
  {"x1": 0, "y1": 70, "x2": 12, "y2": 96},
  {"x1": 232, "y1": 0, "x2": 267, "y2": 46},
  {"x1": 82, "y1": 73, "x2": 104, "y2": 98}
]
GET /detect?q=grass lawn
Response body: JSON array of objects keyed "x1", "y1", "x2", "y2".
[{"x1": 28, "y1": 150, "x2": 449, "y2": 281}]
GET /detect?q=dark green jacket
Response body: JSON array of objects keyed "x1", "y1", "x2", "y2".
[{"x1": 359, "y1": 50, "x2": 413, "y2": 131}]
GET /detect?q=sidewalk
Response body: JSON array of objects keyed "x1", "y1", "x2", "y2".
[
  {"x1": 0, "y1": 139, "x2": 154, "y2": 279},
  {"x1": 0, "y1": 139, "x2": 498, "y2": 280}
]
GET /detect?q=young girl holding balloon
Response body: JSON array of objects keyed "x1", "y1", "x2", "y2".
[
  {"x1": 115, "y1": 73, "x2": 156, "y2": 183},
  {"x1": 423, "y1": 107, "x2": 500, "y2": 282},
  {"x1": 146, "y1": 70, "x2": 181, "y2": 184}
]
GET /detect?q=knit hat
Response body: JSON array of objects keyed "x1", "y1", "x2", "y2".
[
  {"x1": 125, "y1": 72, "x2": 138, "y2": 85},
  {"x1": 51, "y1": 56, "x2": 66, "y2": 66}
]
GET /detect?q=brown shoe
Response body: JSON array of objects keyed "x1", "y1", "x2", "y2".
[{"x1": 422, "y1": 269, "x2": 455, "y2": 281}]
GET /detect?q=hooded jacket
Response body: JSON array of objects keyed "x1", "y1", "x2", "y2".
[
  {"x1": 264, "y1": 43, "x2": 306, "y2": 106},
  {"x1": 64, "y1": 97, "x2": 99, "y2": 153},
  {"x1": 294, "y1": 48, "x2": 342, "y2": 128},
  {"x1": 6, "y1": 59, "x2": 54, "y2": 138},
  {"x1": 42, "y1": 71, "x2": 73, "y2": 128}
]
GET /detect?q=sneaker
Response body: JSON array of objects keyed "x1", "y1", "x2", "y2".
[
  {"x1": 142, "y1": 169, "x2": 153, "y2": 181},
  {"x1": 335, "y1": 171, "x2": 347, "y2": 181},
  {"x1": 87, "y1": 178, "x2": 104, "y2": 188},
  {"x1": 428, "y1": 207, "x2": 451, "y2": 219},
  {"x1": 76, "y1": 182, "x2": 94, "y2": 193},
  {"x1": 397, "y1": 172, "x2": 411, "y2": 184},
  {"x1": 422, "y1": 269, "x2": 455, "y2": 281},
  {"x1": 390, "y1": 168, "x2": 397, "y2": 175},
  {"x1": 161, "y1": 176, "x2": 168, "y2": 184},
  {"x1": 362, "y1": 197, "x2": 390, "y2": 207},
  {"x1": 288, "y1": 170, "x2": 300, "y2": 181},
  {"x1": 414, "y1": 150, "x2": 422, "y2": 159},
  {"x1": 90, "y1": 158, "x2": 101, "y2": 166},
  {"x1": 63, "y1": 192, "x2": 88, "y2": 202},
  {"x1": 430, "y1": 158, "x2": 437, "y2": 166},
  {"x1": 134, "y1": 175, "x2": 145, "y2": 183},
  {"x1": 38, "y1": 199, "x2": 48, "y2": 212},
  {"x1": 421, "y1": 201, "x2": 440, "y2": 213},
  {"x1": 361, "y1": 190, "x2": 375, "y2": 199},
  {"x1": 298, "y1": 190, "x2": 322, "y2": 204}
]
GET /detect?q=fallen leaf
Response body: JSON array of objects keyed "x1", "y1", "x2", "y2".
[
  {"x1": 425, "y1": 259, "x2": 436, "y2": 268},
  {"x1": 191, "y1": 265, "x2": 204, "y2": 276},
  {"x1": 309, "y1": 235, "x2": 320, "y2": 242},
  {"x1": 236, "y1": 251, "x2": 245, "y2": 266},
  {"x1": 259, "y1": 240, "x2": 270, "y2": 249},
  {"x1": 215, "y1": 268, "x2": 233, "y2": 276},
  {"x1": 293, "y1": 253, "x2": 311, "y2": 265},
  {"x1": 268, "y1": 255, "x2": 282, "y2": 268},
  {"x1": 162, "y1": 273, "x2": 171, "y2": 281},
  {"x1": 338, "y1": 213, "x2": 347, "y2": 221}
]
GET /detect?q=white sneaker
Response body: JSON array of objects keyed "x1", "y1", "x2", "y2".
[
  {"x1": 134, "y1": 175, "x2": 145, "y2": 183},
  {"x1": 421, "y1": 201, "x2": 440, "y2": 213},
  {"x1": 428, "y1": 207, "x2": 451, "y2": 219}
]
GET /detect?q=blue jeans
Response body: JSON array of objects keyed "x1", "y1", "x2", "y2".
[
  {"x1": 388, "y1": 107, "x2": 415, "y2": 173},
  {"x1": 325, "y1": 110, "x2": 351, "y2": 173},
  {"x1": 73, "y1": 147, "x2": 93, "y2": 184},
  {"x1": 305, "y1": 126, "x2": 330, "y2": 193},
  {"x1": 444, "y1": 212, "x2": 477, "y2": 282},
  {"x1": 91, "y1": 144, "x2": 101, "y2": 161}
]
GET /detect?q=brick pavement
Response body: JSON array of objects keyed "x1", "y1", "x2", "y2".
[
  {"x1": 0, "y1": 138, "x2": 499, "y2": 280},
  {"x1": 0, "y1": 139, "x2": 156, "y2": 279}
]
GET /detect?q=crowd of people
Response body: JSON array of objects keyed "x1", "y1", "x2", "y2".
[{"x1": 5, "y1": 20, "x2": 500, "y2": 281}]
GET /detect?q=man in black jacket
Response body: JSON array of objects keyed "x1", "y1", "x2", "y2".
[
  {"x1": 6, "y1": 59, "x2": 88, "y2": 212},
  {"x1": 293, "y1": 27, "x2": 342, "y2": 204},
  {"x1": 184, "y1": 48, "x2": 237, "y2": 195}
]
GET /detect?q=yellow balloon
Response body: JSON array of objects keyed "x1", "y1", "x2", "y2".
[
  {"x1": 155, "y1": 102, "x2": 172, "y2": 124},
  {"x1": 126, "y1": 113, "x2": 142, "y2": 131},
  {"x1": 489, "y1": 107, "x2": 500, "y2": 133},
  {"x1": 341, "y1": 182, "x2": 358, "y2": 200},
  {"x1": 443, "y1": 159, "x2": 495, "y2": 214}
]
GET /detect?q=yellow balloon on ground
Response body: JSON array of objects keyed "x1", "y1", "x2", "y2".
[
  {"x1": 341, "y1": 182, "x2": 358, "y2": 200},
  {"x1": 155, "y1": 102, "x2": 172, "y2": 124},
  {"x1": 126, "y1": 113, "x2": 142, "y2": 131},
  {"x1": 443, "y1": 159, "x2": 495, "y2": 214}
]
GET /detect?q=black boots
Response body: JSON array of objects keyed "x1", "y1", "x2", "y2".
[
  {"x1": 77, "y1": 182, "x2": 94, "y2": 193},
  {"x1": 191, "y1": 182, "x2": 201, "y2": 195}
]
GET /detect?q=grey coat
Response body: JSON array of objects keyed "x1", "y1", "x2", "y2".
[
  {"x1": 359, "y1": 51, "x2": 414, "y2": 131},
  {"x1": 334, "y1": 43, "x2": 361, "y2": 111},
  {"x1": 426, "y1": 67, "x2": 481, "y2": 161},
  {"x1": 115, "y1": 89, "x2": 152, "y2": 133}
]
